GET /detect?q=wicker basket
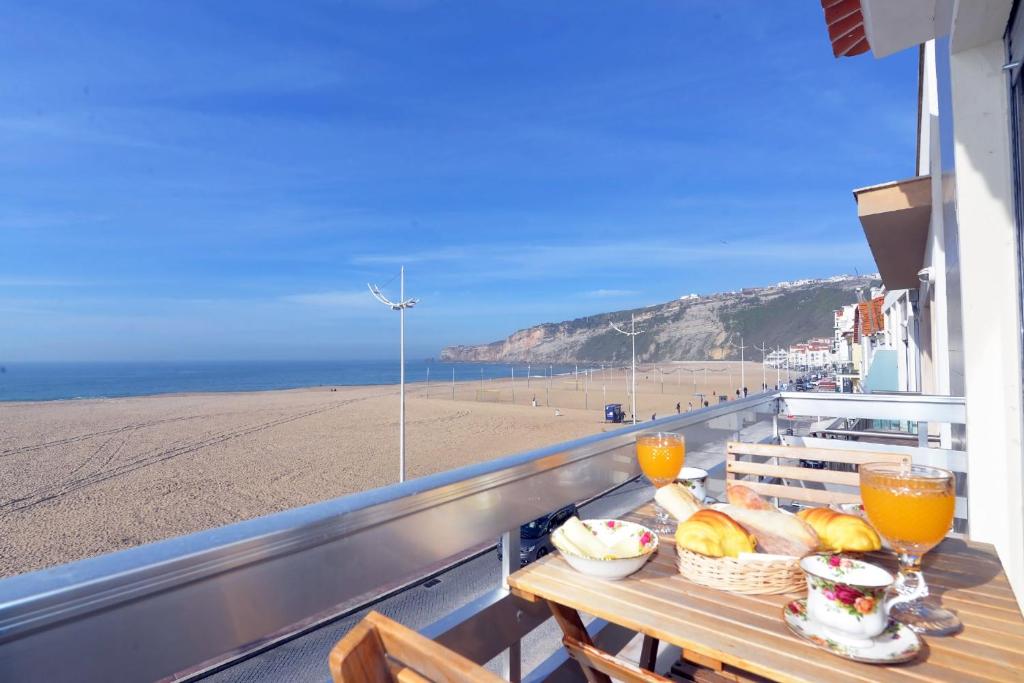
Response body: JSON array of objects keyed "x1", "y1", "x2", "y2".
[{"x1": 676, "y1": 549, "x2": 804, "y2": 595}]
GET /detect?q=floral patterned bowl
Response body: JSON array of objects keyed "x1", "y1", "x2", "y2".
[
  {"x1": 551, "y1": 519, "x2": 658, "y2": 580},
  {"x1": 799, "y1": 553, "x2": 893, "y2": 647}
]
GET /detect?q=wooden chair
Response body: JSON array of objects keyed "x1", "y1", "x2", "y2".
[
  {"x1": 328, "y1": 611, "x2": 504, "y2": 683},
  {"x1": 725, "y1": 441, "x2": 909, "y2": 507}
]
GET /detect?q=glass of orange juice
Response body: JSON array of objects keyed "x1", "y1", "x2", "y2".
[
  {"x1": 859, "y1": 462, "x2": 960, "y2": 635},
  {"x1": 636, "y1": 432, "x2": 685, "y2": 534}
]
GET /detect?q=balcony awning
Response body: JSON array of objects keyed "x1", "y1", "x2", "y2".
[
  {"x1": 820, "y1": 0, "x2": 869, "y2": 57},
  {"x1": 853, "y1": 176, "x2": 931, "y2": 290}
]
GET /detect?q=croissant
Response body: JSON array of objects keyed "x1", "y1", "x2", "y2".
[
  {"x1": 797, "y1": 507, "x2": 881, "y2": 553},
  {"x1": 726, "y1": 484, "x2": 774, "y2": 510},
  {"x1": 675, "y1": 509, "x2": 756, "y2": 558}
]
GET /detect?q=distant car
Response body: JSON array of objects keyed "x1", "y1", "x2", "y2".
[{"x1": 496, "y1": 504, "x2": 578, "y2": 567}]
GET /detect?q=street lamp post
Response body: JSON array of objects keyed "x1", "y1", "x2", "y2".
[
  {"x1": 756, "y1": 341, "x2": 769, "y2": 391},
  {"x1": 734, "y1": 337, "x2": 748, "y2": 394},
  {"x1": 610, "y1": 314, "x2": 643, "y2": 425},
  {"x1": 368, "y1": 266, "x2": 419, "y2": 483}
]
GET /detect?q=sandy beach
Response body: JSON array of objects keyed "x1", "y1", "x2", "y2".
[{"x1": 0, "y1": 361, "x2": 770, "y2": 577}]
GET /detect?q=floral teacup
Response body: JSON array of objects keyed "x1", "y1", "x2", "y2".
[
  {"x1": 675, "y1": 467, "x2": 708, "y2": 502},
  {"x1": 799, "y1": 553, "x2": 893, "y2": 647}
]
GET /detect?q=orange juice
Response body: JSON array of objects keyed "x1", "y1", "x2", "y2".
[
  {"x1": 636, "y1": 433, "x2": 684, "y2": 488},
  {"x1": 860, "y1": 468, "x2": 954, "y2": 553}
]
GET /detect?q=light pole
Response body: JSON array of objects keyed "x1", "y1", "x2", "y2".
[
  {"x1": 756, "y1": 341, "x2": 769, "y2": 391},
  {"x1": 734, "y1": 337, "x2": 748, "y2": 394},
  {"x1": 368, "y1": 266, "x2": 419, "y2": 483},
  {"x1": 610, "y1": 314, "x2": 644, "y2": 424}
]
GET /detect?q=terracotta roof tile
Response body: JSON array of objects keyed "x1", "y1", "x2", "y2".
[
  {"x1": 820, "y1": 0, "x2": 869, "y2": 57},
  {"x1": 858, "y1": 297, "x2": 884, "y2": 336}
]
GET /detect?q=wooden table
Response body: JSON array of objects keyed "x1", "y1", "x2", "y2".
[{"x1": 507, "y1": 503, "x2": 1024, "y2": 683}]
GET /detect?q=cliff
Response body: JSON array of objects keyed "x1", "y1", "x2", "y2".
[{"x1": 440, "y1": 275, "x2": 877, "y2": 363}]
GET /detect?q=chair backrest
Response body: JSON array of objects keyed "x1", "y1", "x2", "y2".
[
  {"x1": 328, "y1": 611, "x2": 504, "y2": 683},
  {"x1": 725, "y1": 441, "x2": 909, "y2": 507}
]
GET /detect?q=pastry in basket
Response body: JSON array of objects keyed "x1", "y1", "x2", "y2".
[
  {"x1": 796, "y1": 507, "x2": 881, "y2": 553},
  {"x1": 712, "y1": 504, "x2": 819, "y2": 557},
  {"x1": 654, "y1": 482, "x2": 704, "y2": 521},
  {"x1": 726, "y1": 484, "x2": 775, "y2": 510},
  {"x1": 675, "y1": 509, "x2": 756, "y2": 558}
]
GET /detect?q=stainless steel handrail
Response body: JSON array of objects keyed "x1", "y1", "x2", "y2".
[
  {"x1": 777, "y1": 391, "x2": 966, "y2": 424},
  {"x1": 0, "y1": 393, "x2": 776, "y2": 682}
]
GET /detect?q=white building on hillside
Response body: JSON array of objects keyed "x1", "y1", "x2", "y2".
[{"x1": 788, "y1": 338, "x2": 834, "y2": 369}]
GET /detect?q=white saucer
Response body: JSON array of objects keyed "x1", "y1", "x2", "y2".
[{"x1": 783, "y1": 599, "x2": 921, "y2": 664}]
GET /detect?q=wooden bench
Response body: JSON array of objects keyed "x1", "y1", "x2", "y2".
[
  {"x1": 725, "y1": 441, "x2": 909, "y2": 507},
  {"x1": 328, "y1": 611, "x2": 504, "y2": 683}
]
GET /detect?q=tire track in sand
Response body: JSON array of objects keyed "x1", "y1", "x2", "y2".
[{"x1": 0, "y1": 393, "x2": 388, "y2": 516}]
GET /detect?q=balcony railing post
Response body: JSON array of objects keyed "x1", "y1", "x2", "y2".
[{"x1": 500, "y1": 528, "x2": 522, "y2": 681}]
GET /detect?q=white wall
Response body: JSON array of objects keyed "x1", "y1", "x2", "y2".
[{"x1": 949, "y1": 1, "x2": 1024, "y2": 609}]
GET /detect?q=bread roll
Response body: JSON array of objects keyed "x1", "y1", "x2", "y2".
[
  {"x1": 675, "y1": 509, "x2": 756, "y2": 558},
  {"x1": 712, "y1": 504, "x2": 819, "y2": 557},
  {"x1": 726, "y1": 484, "x2": 774, "y2": 510},
  {"x1": 655, "y1": 483, "x2": 704, "y2": 522},
  {"x1": 559, "y1": 517, "x2": 611, "y2": 558},
  {"x1": 797, "y1": 507, "x2": 881, "y2": 553}
]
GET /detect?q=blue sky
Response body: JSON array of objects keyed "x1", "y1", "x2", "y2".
[{"x1": 1, "y1": 1, "x2": 917, "y2": 361}]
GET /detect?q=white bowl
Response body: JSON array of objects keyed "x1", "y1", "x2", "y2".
[{"x1": 551, "y1": 519, "x2": 658, "y2": 580}]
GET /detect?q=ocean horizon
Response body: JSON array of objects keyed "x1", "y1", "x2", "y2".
[{"x1": 0, "y1": 360, "x2": 586, "y2": 402}]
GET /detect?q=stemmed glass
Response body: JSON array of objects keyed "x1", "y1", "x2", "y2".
[
  {"x1": 859, "y1": 462, "x2": 961, "y2": 635},
  {"x1": 636, "y1": 432, "x2": 685, "y2": 535}
]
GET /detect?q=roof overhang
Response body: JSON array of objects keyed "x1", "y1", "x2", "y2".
[
  {"x1": 860, "y1": 0, "x2": 953, "y2": 57},
  {"x1": 853, "y1": 176, "x2": 931, "y2": 290},
  {"x1": 820, "y1": 0, "x2": 953, "y2": 59}
]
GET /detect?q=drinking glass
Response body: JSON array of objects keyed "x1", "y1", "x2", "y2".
[
  {"x1": 636, "y1": 432, "x2": 685, "y2": 535},
  {"x1": 859, "y1": 462, "x2": 960, "y2": 635}
]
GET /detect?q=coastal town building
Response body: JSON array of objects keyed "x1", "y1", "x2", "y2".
[
  {"x1": 764, "y1": 348, "x2": 788, "y2": 369},
  {"x1": 786, "y1": 338, "x2": 834, "y2": 370}
]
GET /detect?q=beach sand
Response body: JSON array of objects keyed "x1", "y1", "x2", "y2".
[{"x1": 0, "y1": 361, "x2": 774, "y2": 577}]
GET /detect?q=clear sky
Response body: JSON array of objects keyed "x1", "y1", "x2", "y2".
[{"x1": 1, "y1": 1, "x2": 917, "y2": 361}]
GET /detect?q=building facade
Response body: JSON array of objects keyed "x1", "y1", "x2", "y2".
[{"x1": 825, "y1": 0, "x2": 1024, "y2": 609}]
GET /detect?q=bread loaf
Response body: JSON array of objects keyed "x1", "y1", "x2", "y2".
[
  {"x1": 559, "y1": 517, "x2": 611, "y2": 558},
  {"x1": 726, "y1": 484, "x2": 774, "y2": 510},
  {"x1": 712, "y1": 504, "x2": 819, "y2": 557},
  {"x1": 674, "y1": 509, "x2": 756, "y2": 558},
  {"x1": 655, "y1": 483, "x2": 703, "y2": 522},
  {"x1": 797, "y1": 507, "x2": 881, "y2": 553}
]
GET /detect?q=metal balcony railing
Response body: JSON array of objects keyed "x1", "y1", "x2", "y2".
[{"x1": 0, "y1": 391, "x2": 966, "y2": 682}]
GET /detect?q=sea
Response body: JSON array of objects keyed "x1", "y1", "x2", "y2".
[{"x1": 0, "y1": 360, "x2": 585, "y2": 402}]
